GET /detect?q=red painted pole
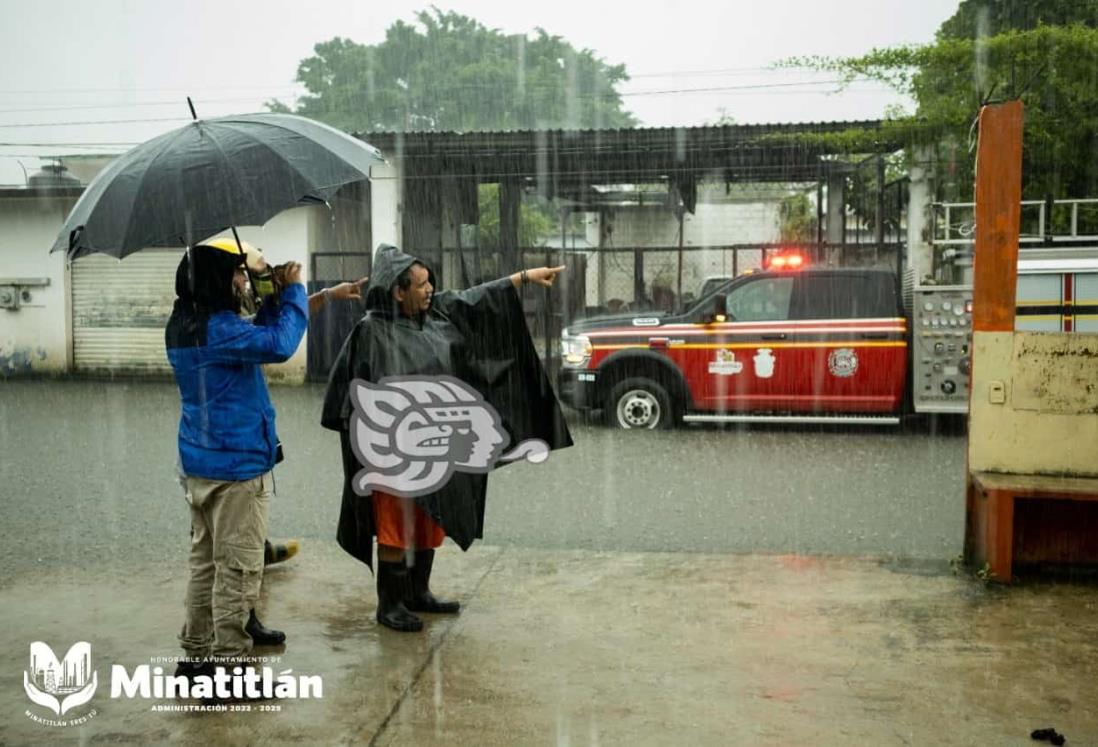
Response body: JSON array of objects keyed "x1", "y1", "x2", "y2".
[{"x1": 971, "y1": 101, "x2": 1024, "y2": 333}]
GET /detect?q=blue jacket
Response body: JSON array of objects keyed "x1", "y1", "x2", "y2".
[{"x1": 166, "y1": 284, "x2": 309, "y2": 481}]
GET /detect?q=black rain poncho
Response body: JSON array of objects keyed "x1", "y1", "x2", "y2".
[{"x1": 322, "y1": 245, "x2": 573, "y2": 565}]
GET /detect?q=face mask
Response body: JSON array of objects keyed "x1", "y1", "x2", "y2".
[{"x1": 251, "y1": 266, "x2": 276, "y2": 299}]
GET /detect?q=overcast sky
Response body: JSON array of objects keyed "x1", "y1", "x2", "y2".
[{"x1": 0, "y1": 0, "x2": 961, "y2": 185}]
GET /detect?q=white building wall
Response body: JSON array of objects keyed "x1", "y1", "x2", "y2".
[
  {"x1": 594, "y1": 202, "x2": 780, "y2": 248},
  {"x1": 601, "y1": 206, "x2": 681, "y2": 246},
  {"x1": 686, "y1": 202, "x2": 781, "y2": 245},
  {"x1": 0, "y1": 194, "x2": 77, "y2": 375},
  {"x1": 370, "y1": 160, "x2": 402, "y2": 252},
  {"x1": 0, "y1": 192, "x2": 329, "y2": 382},
  {"x1": 216, "y1": 205, "x2": 332, "y2": 384},
  {"x1": 583, "y1": 201, "x2": 782, "y2": 307}
]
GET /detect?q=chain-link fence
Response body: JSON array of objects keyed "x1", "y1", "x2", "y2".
[{"x1": 535, "y1": 242, "x2": 902, "y2": 320}]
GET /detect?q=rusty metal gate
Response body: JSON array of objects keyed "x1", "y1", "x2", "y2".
[{"x1": 307, "y1": 251, "x2": 372, "y2": 382}]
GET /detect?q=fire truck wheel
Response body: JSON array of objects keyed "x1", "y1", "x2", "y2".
[{"x1": 607, "y1": 378, "x2": 675, "y2": 429}]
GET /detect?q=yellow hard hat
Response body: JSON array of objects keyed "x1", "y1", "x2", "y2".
[{"x1": 197, "y1": 236, "x2": 266, "y2": 271}]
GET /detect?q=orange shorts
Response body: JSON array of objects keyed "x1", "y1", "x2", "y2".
[{"x1": 373, "y1": 491, "x2": 446, "y2": 550}]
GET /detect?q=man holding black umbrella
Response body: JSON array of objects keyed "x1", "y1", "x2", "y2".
[
  {"x1": 45, "y1": 108, "x2": 383, "y2": 666},
  {"x1": 167, "y1": 240, "x2": 308, "y2": 671}
]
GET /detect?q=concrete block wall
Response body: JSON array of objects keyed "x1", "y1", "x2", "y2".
[
  {"x1": 583, "y1": 201, "x2": 780, "y2": 307},
  {"x1": 589, "y1": 202, "x2": 780, "y2": 249}
]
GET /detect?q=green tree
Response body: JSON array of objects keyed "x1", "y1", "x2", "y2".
[
  {"x1": 269, "y1": 9, "x2": 636, "y2": 133},
  {"x1": 938, "y1": 0, "x2": 1098, "y2": 40},
  {"x1": 475, "y1": 184, "x2": 553, "y2": 249},
  {"x1": 709, "y1": 108, "x2": 737, "y2": 126},
  {"x1": 778, "y1": 192, "x2": 817, "y2": 243},
  {"x1": 783, "y1": 3, "x2": 1098, "y2": 199}
]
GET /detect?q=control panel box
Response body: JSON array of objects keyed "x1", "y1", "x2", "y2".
[{"x1": 911, "y1": 286, "x2": 973, "y2": 414}]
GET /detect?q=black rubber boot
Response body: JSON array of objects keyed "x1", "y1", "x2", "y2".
[
  {"x1": 376, "y1": 561, "x2": 423, "y2": 632},
  {"x1": 245, "y1": 609, "x2": 286, "y2": 646},
  {"x1": 406, "y1": 550, "x2": 460, "y2": 614}
]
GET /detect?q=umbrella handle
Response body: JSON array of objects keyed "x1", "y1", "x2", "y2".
[
  {"x1": 231, "y1": 226, "x2": 262, "y2": 308},
  {"x1": 68, "y1": 225, "x2": 83, "y2": 254},
  {"x1": 187, "y1": 97, "x2": 197, "y2": 121}
]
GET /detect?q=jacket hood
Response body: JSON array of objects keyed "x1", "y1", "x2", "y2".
[
  {"x1": 175, "y1": 245, "x2": 243, "y2": 313},
  {"x1": 365, "y1": 244, "x2": 436, "y2": 313}
]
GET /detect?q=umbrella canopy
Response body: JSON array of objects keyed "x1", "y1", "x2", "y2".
[{"x1": 52, "y1": 113, "x2": 384, "y2": 260}]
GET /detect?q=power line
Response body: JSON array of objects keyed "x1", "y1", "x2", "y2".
[
  {"x1": 0, "y1": 95, "x2": 295, "y2": 115},
  {"x1": 617, "y1": 79, "x2": 879, "y2": 96},
  {"x1": 0, "y1": 69, "x2": 878, "y2": 107},
  {"x1": 0, "y1": 84, "x2": 895, "y2": 123},
  {"x1": 0, "y1": 72, "x2": 894, "y2": 127},
  {"x1": 0, "y1": 83, "x2": 301, "y2": 95},
  {"x1": 0, "y1": 116, "x2": 198, "y2": 129},
  {"x1": 0, "y1": 79, "x2": 847, "y2": 114},
  {"x1": 284, "y1": 76, "x2": 879, "y2": 97},
  {"x1": 0, "y1": 66, "x2": 855, "y2": 98},
  {"x1": 0, "y1": 81, "x2": 897, "y2": 128},
  {"x1": 0, "y1": 156, "x2": 124, "y2": 160},
  {"x1": 0, "y1": 142, "x2": 138, "y2": 147},
  {"x1": 628, "y1": 66, "x2": 795, "y2": 78}
]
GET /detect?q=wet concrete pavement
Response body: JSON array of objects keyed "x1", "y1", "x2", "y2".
[
  {"x1": 1, "y1": 380, "x2": 1095, "y2": 745},
  {"x1": 1, "y1": 543, "x2": 1096, "y2": 745},
  {"x1": 0, "y1": 380, "x2": 967, "y2": 576}
]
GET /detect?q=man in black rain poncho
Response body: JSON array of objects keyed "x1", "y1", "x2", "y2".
[{"x1": 322, "y1": 244, "x2": 573, "y2": 632}]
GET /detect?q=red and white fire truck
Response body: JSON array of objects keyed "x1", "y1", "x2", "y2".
[
  {"x1": 558, "y1": 263, "x2": 916, "y2": 427},
  {"x1": 558, "y1": 198, "x2": 1098, "y2": 428}
]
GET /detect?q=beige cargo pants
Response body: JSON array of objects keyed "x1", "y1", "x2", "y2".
[{"x1": 178, "y1": 473, "x2": 271, "y2": 659}]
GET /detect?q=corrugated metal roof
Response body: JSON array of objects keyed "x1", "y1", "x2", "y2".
[
  {"x1": 355, "y1": 119, "x2": 891, "y2": 139},
  {"x1": 356, "y1": 120, "x2": 901, "y2": 185}
]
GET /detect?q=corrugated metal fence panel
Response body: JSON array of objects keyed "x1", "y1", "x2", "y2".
[{"x1": 71, "y1": 250, "x2": 184, "y2": 373}]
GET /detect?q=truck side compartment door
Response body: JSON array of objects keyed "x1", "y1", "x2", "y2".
[{"x1": 790, "y1": 272, "x2": 907, "y2": 414}]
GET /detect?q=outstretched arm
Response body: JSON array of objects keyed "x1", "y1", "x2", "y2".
[
  {"x1": 429, "y1": 265, "x2": 565, "y2": 321},
  {"x1": 208, "y1": 284, "x2": 309, "y2": 364},
  {"x1": 509, "y1": 266, "x2": 565, "y2": 290},
  {"x1": 309, "y1": 276, "x2": 368, "y2": 316}
]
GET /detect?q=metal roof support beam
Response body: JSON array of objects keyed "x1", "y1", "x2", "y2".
[
  {"x1": 826, "y1": 170, "x2": 846, "y2": 265},
  {"x1": 499, "y1": 179, "x2": 522, "y2": 272}
]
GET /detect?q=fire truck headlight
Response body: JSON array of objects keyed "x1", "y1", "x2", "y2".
[{"x1": 561, "y1": 333, "x2": 592, "y2": 367}]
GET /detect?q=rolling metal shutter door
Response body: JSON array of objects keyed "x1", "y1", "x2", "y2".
[{"x1": 71, "y1": 249, "x2": 184, "y2": 373}]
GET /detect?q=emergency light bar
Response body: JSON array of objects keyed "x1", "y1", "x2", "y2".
[{"x1": 766, "y1": 253, "x2": 806, "y2": 270}]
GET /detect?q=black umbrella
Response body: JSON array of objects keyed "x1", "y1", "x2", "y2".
[{"x1": 51, "y1": 111, "x2": 384, "y2": 260}]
